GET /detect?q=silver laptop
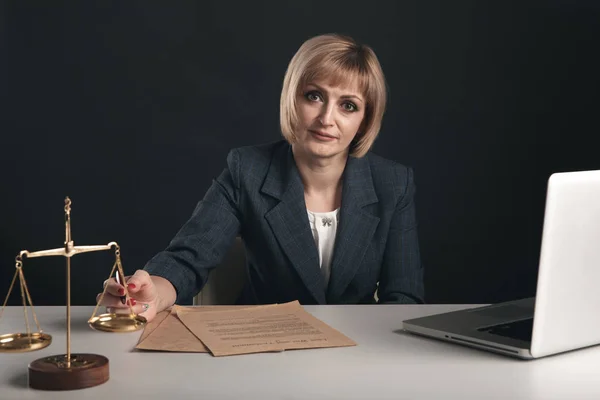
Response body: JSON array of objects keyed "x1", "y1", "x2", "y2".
[{"x1": 403, "y1": 169, "x2": 600, "y2": 359}]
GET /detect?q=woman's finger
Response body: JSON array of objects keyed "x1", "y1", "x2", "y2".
[
  {"x1": 103, "y1": 279, "x2": 127, "y2": 297},
  {"x1": 122, "y1": 270, "x2": 152, "y2": 295},
  {"x1": 96, "y1": 292, "x2": 137, "y2": 308}
]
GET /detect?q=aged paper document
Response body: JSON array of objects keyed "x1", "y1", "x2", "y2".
[
  {"x1": 176, "y1": 300, "x2": 357, "y2": 356},
  {"x1": 135, "y1": 304, "x2": 273, "y2": 352},
  {"x1": 137, "y1": 308, "x2": 170, "y2": 345},
  {"x1": 135, "y1": 306, "x2": 209, "y2": 352}
]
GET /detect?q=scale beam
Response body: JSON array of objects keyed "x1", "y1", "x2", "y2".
[{"x1": 21, "y1": 243, "x2": 116, "y2": 259}]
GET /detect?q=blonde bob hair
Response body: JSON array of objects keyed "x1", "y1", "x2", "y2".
[{"x1": 280, "y1": 33, "x2": 387, "y2": 158}]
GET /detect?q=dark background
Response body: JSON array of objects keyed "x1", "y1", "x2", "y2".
[{"x1": 1, "y1": 1, "x2": 599, "y2": 307}]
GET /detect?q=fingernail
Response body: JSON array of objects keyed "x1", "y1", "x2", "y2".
[
  {"x1": 118, "y1": 288, "x2": 125, "y2": 295},
  {"x1": 121, "y1": 297, "x2": 126, "y2": 304},
  {"x1": 127, "y1": 283, "x2": 136, "y2": 289},
  {"x1": 128, "y1": 298, "x2": 137, "y2": 306}
]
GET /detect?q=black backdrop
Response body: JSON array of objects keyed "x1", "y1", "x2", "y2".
[{"x1": 2, "y1": 1, "x2": 599, "y2": 306}]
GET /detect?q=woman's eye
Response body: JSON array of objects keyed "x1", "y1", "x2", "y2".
[
  {"x1": 342, "y1": 102, "x2": 358, "y2": 112},
  {"x1": 305, "y1": 92, "x2": 322, "y2": 102}
]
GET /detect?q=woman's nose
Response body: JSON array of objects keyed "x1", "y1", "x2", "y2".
[{"x1": 318, "y1": 105, "x2": 335, "y2": 126}]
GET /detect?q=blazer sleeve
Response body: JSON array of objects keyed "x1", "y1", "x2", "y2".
[
  {"x1": 377, "y1": 166, "x2": 425, "y2": 304},
  {"x1": 143, "y1": 149, "x2": 243, "y2": 304}
]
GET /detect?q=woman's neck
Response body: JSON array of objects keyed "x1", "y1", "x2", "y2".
[{"x1": 292, "y1": 147, "x2": 347, "y2": 212}]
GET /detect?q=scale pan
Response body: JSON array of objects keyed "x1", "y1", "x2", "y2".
[
  {"x1": 88, "y1": 313, "x2": 146, "y2": 332},
  {"x1": 0, "y1": 332, "x2": 52, "y2": 352}
]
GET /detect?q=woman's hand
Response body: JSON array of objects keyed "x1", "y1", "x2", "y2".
[{"x1": 97, "y1": 270, "x2": 173, "y2": 322}]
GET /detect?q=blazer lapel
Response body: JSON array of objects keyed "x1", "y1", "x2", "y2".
[
  {"x1": 262, "y1": 145, "x2": 326, "y2": 304},
  {"x1": 326, "y1": 155, "x2": 380, "y2": 303}
]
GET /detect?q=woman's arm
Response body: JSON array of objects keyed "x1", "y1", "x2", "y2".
[
  {"x1": 142, "y1": 149, "x2": 243, "y2": 305},
  {"x1": 377, "y1": 166, "x2": 425, "y2": 304}
]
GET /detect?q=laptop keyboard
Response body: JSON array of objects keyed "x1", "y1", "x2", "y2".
[{"x1": 478, "y1": 318, "x2": 534, "y2": 342}]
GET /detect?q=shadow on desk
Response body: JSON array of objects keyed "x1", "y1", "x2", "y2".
[
  {"x1": 393, "y1": 328, "x2": 513, "y2": 360},
  {"x1": 8, "y1": 372, "x2": 27, "y2": 389},
  {"x1": 393, "y1": 328, "x2": 414, "y2": 337}
]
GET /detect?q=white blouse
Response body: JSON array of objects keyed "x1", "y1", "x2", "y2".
[{"x1": 307, "y1": 208, "x2": 340, "y2": 289}]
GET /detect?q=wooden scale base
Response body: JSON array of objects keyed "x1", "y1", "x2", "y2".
[{"x1": 28, "y1": 353, "x2": 109, "y2": 391}]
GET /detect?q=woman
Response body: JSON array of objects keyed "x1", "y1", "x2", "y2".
[{"x1": 99, "y1": 33, "x2": 425, "y2": 322}]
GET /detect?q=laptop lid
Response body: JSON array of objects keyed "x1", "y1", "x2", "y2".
[{"x1": 530, "y1": 169, "x2": 600, "y2": 358}]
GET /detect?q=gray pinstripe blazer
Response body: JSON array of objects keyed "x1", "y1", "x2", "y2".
[{"x1": 144, "y1": 140, "x2": 424, "y2": 305}]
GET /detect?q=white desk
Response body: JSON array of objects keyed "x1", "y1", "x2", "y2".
[{"x1": 1, "y1": 304, "x2": 600, "y2": 399}]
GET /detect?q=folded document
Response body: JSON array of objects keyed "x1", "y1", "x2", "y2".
[{"x1": 135, "y1": 301, "x2": 356, "y2": 356}]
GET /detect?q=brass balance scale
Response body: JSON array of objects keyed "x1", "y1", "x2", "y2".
[{"x1": 0, "y1": 197, "x2": 146, "y2": 390}]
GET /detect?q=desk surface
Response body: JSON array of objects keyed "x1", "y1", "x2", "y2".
[{"x1": 1, "y1": 304, "x2": 600, "y2": 400}]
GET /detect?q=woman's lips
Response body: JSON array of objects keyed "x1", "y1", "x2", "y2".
[{"x1": 310, "y1": 130, "x2": 337, "y2": 141}]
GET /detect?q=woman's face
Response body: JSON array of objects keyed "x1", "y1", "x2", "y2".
[{"x1": 293, "y1": 78, "x2": 366, "y2": 161}]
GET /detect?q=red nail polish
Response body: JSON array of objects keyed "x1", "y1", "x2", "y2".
[
  {"x1": 128, "y1": 298, "x2": 137, "y2": 306},
  {"x1": 118, "y1": 288, "x2": 125, "y2": 295},
  {"x1": 127, "y1": 283, "x2": 136, "y2": 289}
]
